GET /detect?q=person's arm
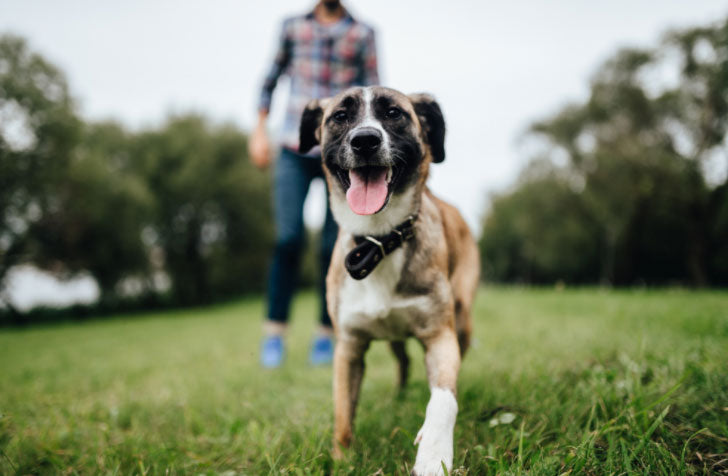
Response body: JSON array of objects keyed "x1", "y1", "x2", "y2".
[
  {"x1": 360, "y1": 27, "x2": 380, "y2": 86},
  {"x1": 249, "y1": 21, "x2": 292, "y2": 169}
]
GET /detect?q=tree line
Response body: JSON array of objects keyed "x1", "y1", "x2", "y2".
[
  {"x1": 3, "y1": 16, "x2": 727, "y2": 324},
  {"x1": 1, "y1": 34, "x2": 274, "y2": 321},
  {"x1": 479, "y1": 17, "x2": 728, "y2": 286}
]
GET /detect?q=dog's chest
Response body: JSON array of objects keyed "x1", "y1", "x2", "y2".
[{"x1": 337, "y1": 248, "x2": 431, "y2": 340}]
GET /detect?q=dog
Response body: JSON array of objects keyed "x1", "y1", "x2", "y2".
[{"x1": 299, "y1": 86, "x2": 479, "y2": 476}]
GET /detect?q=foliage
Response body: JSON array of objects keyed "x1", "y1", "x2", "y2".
[
  {"x1": 0, "y1": 34, "x2": 81, "y2": 292},
  {"x1": 0, "y1": 288, "x2": 726, "y2": 474},
  {"x1": 133, "y1": 116, "x2": 273, "y2": 304},
  {"x1": 481, "y1": 162, "x2": 601, "y2": 284},
  {"x1": 30, "y1": 121, "x2": 155, "y2": 301},
  {"x1": 0, "y1": 35, "x2": 273, "y2": 310},
  {"x1": 480, "y1": 17, "x2": 728, "y2": 286}
]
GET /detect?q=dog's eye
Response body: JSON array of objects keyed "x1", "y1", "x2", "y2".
[
  {"x1": 333, "y1": 110, "x2": 348, "y2": 123},
  {"x1": 385, "y1": 107, "x2": 402, "y2": 119}
]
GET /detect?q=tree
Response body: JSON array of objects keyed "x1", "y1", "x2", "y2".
[
  {"x1": 30, "y1": 122, "x2": 155, "y2": 302},
  {"x1": 1, "y1": 35, "x2": 275, "y2": 311},
  {"x1": 480, "y1": 17, "x2": 728, "y2": 286},
  {"x1": 133, "y1": 116, "x2": 273, "y2": 305},
  {"x1": 480, "y1": 161, "x2": 601, "y2": 284},
  {"x1": 0, "y1": 34, "x2": 81, "y2": 301}
]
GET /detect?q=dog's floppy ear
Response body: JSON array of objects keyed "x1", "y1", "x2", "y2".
[
  {"x1": 299, "y1": 99, "x2": 326, "y2": 154},
  {"x1": 409, "y1": 93, "x2": 446, "y2": 163}
]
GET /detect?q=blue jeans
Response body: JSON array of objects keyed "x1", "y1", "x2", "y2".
[{"x1": 267, "y1": 148, "x2": 338, "y2": 328}]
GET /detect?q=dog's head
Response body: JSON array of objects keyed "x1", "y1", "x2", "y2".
[{"x1": 299, "y1": 86, "x2": 445, "y2": 234}]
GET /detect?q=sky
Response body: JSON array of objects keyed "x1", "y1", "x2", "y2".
[{"x1": 2, "y1": 0, "x2": 727, "y2": 307}]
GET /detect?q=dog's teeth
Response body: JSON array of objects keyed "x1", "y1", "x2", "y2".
[{"x1": 386, "y1": 167, "x2": 393, "y2": 183}]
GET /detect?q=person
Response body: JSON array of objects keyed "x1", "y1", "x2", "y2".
[{"x1": 249, "y1": 0, "x2": 379, "y2": 368}]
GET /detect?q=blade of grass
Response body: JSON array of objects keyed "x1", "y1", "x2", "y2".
[
  {"x1": 517, "y1": 418, "x2": 525, "y2": 472},
  {"x1": 680, "y1": 428, "x2": 708, "y2": 475},
  {"x1": 629, "y1": 405, "x2": 671, "y2": 462}
]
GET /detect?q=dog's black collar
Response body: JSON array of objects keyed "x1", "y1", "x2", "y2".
[{"x1": 344, "y1": 215, "x2": 417, "y2": 280}]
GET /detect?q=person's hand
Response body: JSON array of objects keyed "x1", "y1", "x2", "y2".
[{"x1": 249, "y1": 121, "x2": 272, "y2": 169}]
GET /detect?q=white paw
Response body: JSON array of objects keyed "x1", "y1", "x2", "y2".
[
  {"x1": 412, "y1": 424, "x2": 452, "y2": 475},
  {"x1": 411, "y1": 388, "x2": 457, "y2": 476},
  {"x1": 412, "y1": 451, "x2": 450, "y2": 475}
]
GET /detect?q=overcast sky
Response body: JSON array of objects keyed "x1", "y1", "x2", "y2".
[
  {"x1": 2, "y1": 0, "x2": 727, "y2": 306},
  {"x1": 3, "y1": 0, "x2": 727, "y2": 228}
]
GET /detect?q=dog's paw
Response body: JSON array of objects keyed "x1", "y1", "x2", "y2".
[
  {"x1": 411, "y1": 422, "x2": 453, "y2": 476},
  {"x1": 331, "y1": 444, "x2": 345, "y2": 461},
  {"x1": 411, "y1": 452, "x2": 449, "y2": 476},
  {"x1": 410, "y1": 388, "x2": 457, "y2": 476}
]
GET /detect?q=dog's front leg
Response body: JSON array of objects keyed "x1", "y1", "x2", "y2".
[
  {"x1": 332, "y1": 334, "x2": 369, "y2": 459},
  {"x1": 412, "y1": 328, "x2": 461, "y2": 476}
]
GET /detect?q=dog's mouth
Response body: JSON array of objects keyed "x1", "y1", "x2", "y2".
[{"x1": 333, "y1": 165, "x2": 401, "y2": 215}]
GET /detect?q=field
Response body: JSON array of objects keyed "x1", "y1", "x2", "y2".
[{"x1": 1, "y1": 287, "x2": 727, "y2": 475}]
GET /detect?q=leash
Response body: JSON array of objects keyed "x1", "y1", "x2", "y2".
[{"x1": 344, "y1": 214, "x2": 417, "y2": 280}]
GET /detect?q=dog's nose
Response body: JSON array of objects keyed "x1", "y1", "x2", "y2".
[{"x1": 350, "y1": 128, "x2": 382, "y2": 157}]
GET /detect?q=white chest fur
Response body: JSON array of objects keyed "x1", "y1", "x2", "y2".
[{"x1": 337, "y1": 248, "x2": 431, "y2": 340}]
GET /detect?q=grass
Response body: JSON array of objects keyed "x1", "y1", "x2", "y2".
[{"x1": 1, "y1": 287, "x2": 727, "y2": 475}]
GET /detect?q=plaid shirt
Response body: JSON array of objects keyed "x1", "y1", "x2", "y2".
[{"x1": 258, "y1": 9, "x2": 379, "y2": 152}]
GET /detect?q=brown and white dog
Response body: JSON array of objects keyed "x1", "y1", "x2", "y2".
[{"x1": 299, "y1": 86, "x2": 479, "y2": 475}]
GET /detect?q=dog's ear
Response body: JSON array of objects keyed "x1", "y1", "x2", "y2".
[
  {"x1": 409, "y1": 93, "x2": 446, "y2": 163},
  {"x1": 299, "y1": 99, "x2": 325, "y2": 154}
]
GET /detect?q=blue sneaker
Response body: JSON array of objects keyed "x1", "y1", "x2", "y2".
[
  {"x1": 309, "y1": 335, "x2": 334, "y2": 366},
  {"x1": 260, "y1": 335, "x2": 284, "y2": 368}
]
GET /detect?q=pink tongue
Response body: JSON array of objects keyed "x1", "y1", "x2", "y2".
[{"x1": 346, "y1": 167, "x2": 389, "y2": 215}]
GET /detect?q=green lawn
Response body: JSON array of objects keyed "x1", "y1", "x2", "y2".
[{"x1": 1, "y1": 287, "x2": 727, "y2": 475}]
